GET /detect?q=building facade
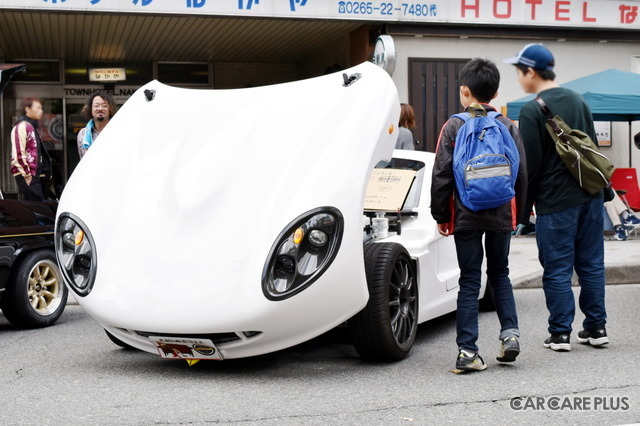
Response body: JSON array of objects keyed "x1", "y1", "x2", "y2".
[{"x1": 1, "y1": 0, "x2": 639, "y2": 195}]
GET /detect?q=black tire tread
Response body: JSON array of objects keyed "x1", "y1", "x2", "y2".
[
  {"x1": 0, "y1": 249, "x2": 67, "y2": 328},
  {"x1": 348, "y1": 242, "x2": 417, "y2": 361}
]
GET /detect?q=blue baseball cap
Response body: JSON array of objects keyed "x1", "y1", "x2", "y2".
[{"x1": 503, "y1": 43, "x2": 555, "y2": 71}]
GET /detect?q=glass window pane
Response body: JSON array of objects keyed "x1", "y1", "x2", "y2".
[
  {"x1": 9, "y1": 61, "x2": 60, "y2": 83},
  {"x1": 157, "y1": 62, "x2": 210, "y2": 86}
]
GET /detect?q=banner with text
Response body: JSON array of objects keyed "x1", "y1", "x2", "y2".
[{"x1": 2, "y1": 1, "x2": 639, "y2": 30}]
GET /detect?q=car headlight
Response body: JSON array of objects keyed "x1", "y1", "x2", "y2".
[
  {"x1": 262, "y1": 207, "x2": 343, "y2": 300},
  {"x1": 55, "y1": 213, "x2": 97, "y2": 297}
]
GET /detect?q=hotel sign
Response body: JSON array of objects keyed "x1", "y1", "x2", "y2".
[
  {"x1": 2, "y1": 1, "x2": 639, "y2": 30},
  {"x1": 89, "y1": 67, "x2": 126, "y2": 82}
]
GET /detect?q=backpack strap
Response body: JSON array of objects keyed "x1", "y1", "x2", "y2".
[
  {"x1": 535, "y1": 96, "x2": 555, "y2": 120},
  {"x1": 452, "y1": 112, "x2": 471, "y2": 123},
  {"x1": 535, "y1": 96, "x2": 568, "y2": 141}
]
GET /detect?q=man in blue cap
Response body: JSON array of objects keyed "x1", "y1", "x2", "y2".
[{"x1": 504, "y1": 43, "x2": 608, "y2": 352}]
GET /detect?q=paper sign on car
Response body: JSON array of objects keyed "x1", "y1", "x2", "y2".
[{"x1": 364, "y1": 168, "x2": 416, "y2": 211}]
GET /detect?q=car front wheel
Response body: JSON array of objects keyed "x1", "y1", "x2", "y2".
[
  {"x1": 1, "y1": 249, "x2": 67, "y2": 328},
  {"x1": 348, "y1": 242, "x2": 418, "y2": 361}
]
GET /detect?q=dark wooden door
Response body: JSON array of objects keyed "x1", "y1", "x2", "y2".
[{"x1": 409, "y1": 58, "x2": 470, "y2": 152}]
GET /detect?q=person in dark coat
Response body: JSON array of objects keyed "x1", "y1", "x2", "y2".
[{"x1": 431, "y1": 58, "x2": 528, "y2": 372}]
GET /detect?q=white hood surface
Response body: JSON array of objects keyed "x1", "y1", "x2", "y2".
[{"x1": 57, "y1": 62, "x2": 400, "y2": 358}]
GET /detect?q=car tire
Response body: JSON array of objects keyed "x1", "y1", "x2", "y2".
[
  {"x1": 1, "y1": 249, "x2": 67, "y2": 328},
  {"x1": 348, "y1": 242, "x2": 418, "y2": 361},
  {"x1": 105, "y1": 329, "x2": 135, "y2": 350},
  {"x1": 479, "y1": 279, "x2": 497, "y2": 312}
]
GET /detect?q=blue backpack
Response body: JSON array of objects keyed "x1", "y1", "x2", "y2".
[{"x1": 452, "y1": 107, "x2": 519, "y2": 212}]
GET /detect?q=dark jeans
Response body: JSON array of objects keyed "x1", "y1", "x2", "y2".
[
  {"x1": 454, "y1": 229, "x2": 519, "y2": 352},
  {"x1": 536, "y1": 198, "x2": 606, "y2": 335},
  {"x1": 15, "y1": 175, "x2": 46, "y2": 201}
]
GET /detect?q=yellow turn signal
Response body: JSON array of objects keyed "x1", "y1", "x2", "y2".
[
  {"x1": 75, "y1": 230, "x2": 85, "y2": 245},
  {"x1": 293, "y1": 228, "x2": 304, "y2": 244}
]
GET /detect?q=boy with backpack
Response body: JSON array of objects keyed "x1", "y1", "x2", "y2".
[{"x1": 430, "y1": 58, "x2": 528, "y2": 372}]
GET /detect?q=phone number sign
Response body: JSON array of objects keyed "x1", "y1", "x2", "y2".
[{"x1": 4, "y1": 1, "x2": 640, "y2": 29}]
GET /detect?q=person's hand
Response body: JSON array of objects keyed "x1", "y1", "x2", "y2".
[
  {"x1": 25, "y1": 175, "x2": 33, "y2": 186},
  {"x1": 437, "y1": 223, "x2": 451, "y2": 237}
]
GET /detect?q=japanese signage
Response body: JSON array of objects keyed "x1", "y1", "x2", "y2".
[
  {"x1": 595, "y1": 121, "x2": 612, "y2": 147},
  {"x1": 2, "y1": 1, "x2": 640, "y2": 29},
  {"x1": 88, "y1": 67, "x2": 126, "y2": 82}
]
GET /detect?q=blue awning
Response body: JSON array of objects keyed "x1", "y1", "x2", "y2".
[{"x1": 506, "y1": 68, "x2": 640, "y2": 122}]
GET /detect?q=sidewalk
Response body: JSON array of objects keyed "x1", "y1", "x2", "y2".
[{"x1": 510, "y1": 233, "x2": 640, "y2": 288}]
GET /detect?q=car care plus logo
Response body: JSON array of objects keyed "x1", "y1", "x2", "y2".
[{"x1": 510, "y1": 396, "x2": 630, "y2": 411}]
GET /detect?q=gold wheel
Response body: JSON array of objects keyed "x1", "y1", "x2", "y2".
[{"x1": 28, "y1": 259, "x2": 63, "y2": 316}]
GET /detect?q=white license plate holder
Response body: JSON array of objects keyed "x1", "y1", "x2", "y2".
[{"x1": 149, "y1": 336, "x2": 223, "y2": 360}]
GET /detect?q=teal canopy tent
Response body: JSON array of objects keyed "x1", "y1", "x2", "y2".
[{"x1": 506, "y1": 68, "x2": 640, "y2": 167}]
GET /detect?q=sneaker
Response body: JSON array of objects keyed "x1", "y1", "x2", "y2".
[
  {"x1": 614, "y1": 226, "x2": 628, "y2": 241},
  {"x1": 623, "y1": 214, "x2": 640, "y2": 227},
  {"x1": 497, "y1": 336, "x2": 520, "y2": 362},
  {"x1": 543, "y1": 334, "x2": 571, "y2": 351},
  {"x1": 577, "y1": 328, "x2": 609, "y2": 346},
  {"x1": 456, "y1": 350, "x2": 487, "y2": 371}
]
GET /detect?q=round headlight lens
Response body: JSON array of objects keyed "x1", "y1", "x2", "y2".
[
  {"x1": 308, "y1": 229, "x2": 329, "y2": 247},
  {"x1": 62, "y1": 232, "x2": 76, "y2": 250},
  {"x1": 55, "y1": 213, "x2": 97, "y2": 297}
]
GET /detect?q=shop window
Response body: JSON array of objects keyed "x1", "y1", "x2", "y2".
[
  {"x1": 8, "y1": 60, "x2": 61, "y2": 83},
  {"x1": 156, "y1": 62, "x2": 210, "y2": 86}
]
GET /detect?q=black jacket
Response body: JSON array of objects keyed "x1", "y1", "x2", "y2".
[{"x1": 430, "y1": 105, "x2": 528, "y2": 232}]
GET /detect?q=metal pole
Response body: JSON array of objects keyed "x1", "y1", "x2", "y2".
[{"x1": 630, "y1": 120, "x2": 633, "y2": 168}]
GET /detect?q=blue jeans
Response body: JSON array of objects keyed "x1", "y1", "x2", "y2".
[
  {"x1": 454, "y1": 230, "x2": 519, "y2": 352},
  {"x1": 536, "y1": 198, "x2": 607, "y2": 335}
]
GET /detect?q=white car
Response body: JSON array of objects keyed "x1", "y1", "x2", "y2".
[{"x1": 55, "y1": 62, "x2": 492, "y2": 362}]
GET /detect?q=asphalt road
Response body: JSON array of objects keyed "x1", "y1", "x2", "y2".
[{"x1": 1, "y1": 285, "x2": 639, "y2": 425}]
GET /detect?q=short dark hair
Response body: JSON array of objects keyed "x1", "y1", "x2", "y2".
[
  {"x1": 515, "y1": 63, "x2": 556, "y2": 81},
  {"x1": 458, "y1": 59, "x2": 500, "y2": 103},
  {"x1": 21, "y1": 97, "x2": 42, "y2": 115},
  {"x1": 81, "y1": 90, "x2": 117, "y2": 120}
]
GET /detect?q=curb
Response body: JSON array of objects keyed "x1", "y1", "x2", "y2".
[{"x1": 513, "y1": 263, "x2": 640, "y2": 289}]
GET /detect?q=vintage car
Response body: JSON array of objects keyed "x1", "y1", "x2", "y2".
[
  {"x1": 0, "y1": 64, "x2": 67, "y2": 329},
  {"x1": 55, "y1": 62, "x2": 491, "y2": 362}
]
